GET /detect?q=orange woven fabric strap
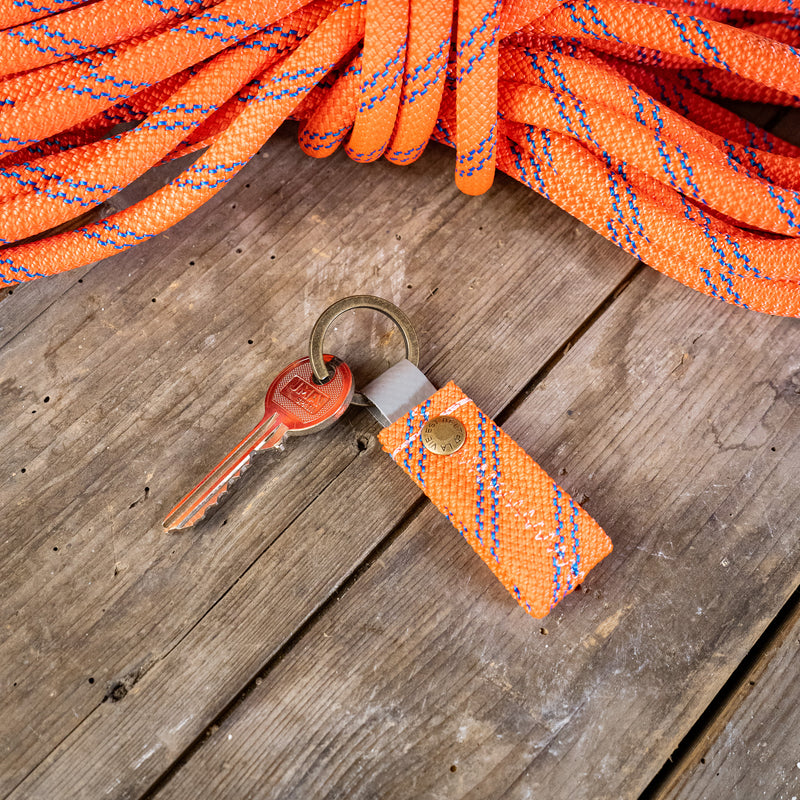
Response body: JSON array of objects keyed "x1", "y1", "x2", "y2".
[
  {"x1": 378, "y1": 381, "x2": 612, "y2": 618},
  {"x1": 1, "y1": 0, "x2": 800, "y2": 316}
]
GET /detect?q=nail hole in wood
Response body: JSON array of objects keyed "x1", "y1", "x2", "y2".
[{"x1": 107, "y1": 681, "x2": 128, "y2": 702}]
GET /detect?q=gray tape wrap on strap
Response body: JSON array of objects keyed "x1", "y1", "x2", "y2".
[{"x1": 361, "y1": 359, "x2": 436, "y2": 427}]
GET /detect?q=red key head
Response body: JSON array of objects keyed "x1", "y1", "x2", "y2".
[{"x1": 265, "y1": 355, "x2": 353, "y2": 433}]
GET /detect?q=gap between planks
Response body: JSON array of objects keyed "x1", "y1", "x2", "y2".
[{"x1": 639, "y1": 579, "x2": 800, "y2": 800}]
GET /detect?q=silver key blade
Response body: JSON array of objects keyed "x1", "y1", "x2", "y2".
[{"x1": 163, "y1": 356, "x2": 354, "y2": 532}]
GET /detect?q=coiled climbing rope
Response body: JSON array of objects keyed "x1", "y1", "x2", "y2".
[{"x1": 0, "y1": 0, "x2": 798, "y2": 315}]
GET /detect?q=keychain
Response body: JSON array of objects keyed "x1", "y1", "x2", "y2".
[{"x1": 163, "y1": 296, "x2": 612, "y2": 618}]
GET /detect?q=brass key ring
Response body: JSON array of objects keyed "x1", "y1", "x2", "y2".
[{"x1": 309, "y1": 295, "x2": 420, "y2": 406}]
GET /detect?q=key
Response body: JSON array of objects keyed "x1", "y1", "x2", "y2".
[{"x1": 163, "y1": 355, "x2": 353, "y2": 531}]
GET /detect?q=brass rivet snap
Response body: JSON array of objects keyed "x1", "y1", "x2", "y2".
[{"x1": 421, "y1": 415, "x2": 466, "y2": 455}]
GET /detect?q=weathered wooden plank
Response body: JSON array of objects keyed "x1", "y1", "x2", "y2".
[
  {"x1": 641, "y1": 103, "x2": 800, "y2": 800},
  {"x1": 653, "y1": 596, "x2": 800, "y2": 800},
  {"x1": 144, "y1": 267, "x2": 800, "y2": 800},
  {"x1": 0, "y1": 128, "x2": 635, "y2": 796},
  {"x1": 0, "y1": 264, "x2": 91, "y2": 351}
]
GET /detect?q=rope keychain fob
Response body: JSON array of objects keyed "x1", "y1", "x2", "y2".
[{"x1": 163, "y1": 296, "x2": 612, "y2": 618}]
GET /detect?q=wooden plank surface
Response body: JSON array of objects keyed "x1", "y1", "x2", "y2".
[
  {"x1": 141, "y1": 267, "x2": 800, "y2": 800},
  {"x1": 0, "y1": 130, "x2": 636, "y2": 797},
  {"x1": 3, "y1": 107, "x2": 799, "y2": 800},
  {"x1": 664, "y1": 597, "x2": 800, "y2": 800}
]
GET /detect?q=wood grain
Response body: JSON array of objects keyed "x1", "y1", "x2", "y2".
[
  {"x1": 145, "y1": 267, "x2": 800, "y2": 800},
  {"x1": 657, "y1": 596, "x2": 800, "y2": 800},
  {"x1": 0, "y1": 128, "x2": 635, "y2": 797}
]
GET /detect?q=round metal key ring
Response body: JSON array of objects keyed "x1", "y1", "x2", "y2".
[{"x1": 309, "y1": 295, "x2": 420, "y2": 406}]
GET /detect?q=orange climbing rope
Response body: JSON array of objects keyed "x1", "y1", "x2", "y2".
[{"x1": 0, "y1": 0, "x2": 799, "y2": 315}]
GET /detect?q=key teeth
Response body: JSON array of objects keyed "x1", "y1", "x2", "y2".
[
  {"x1": 192, "y1": 484, "x2": 234, "y2": 528},
  {"x1": 163, "y1": 454, "x2": 258, "y2": 532}
]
